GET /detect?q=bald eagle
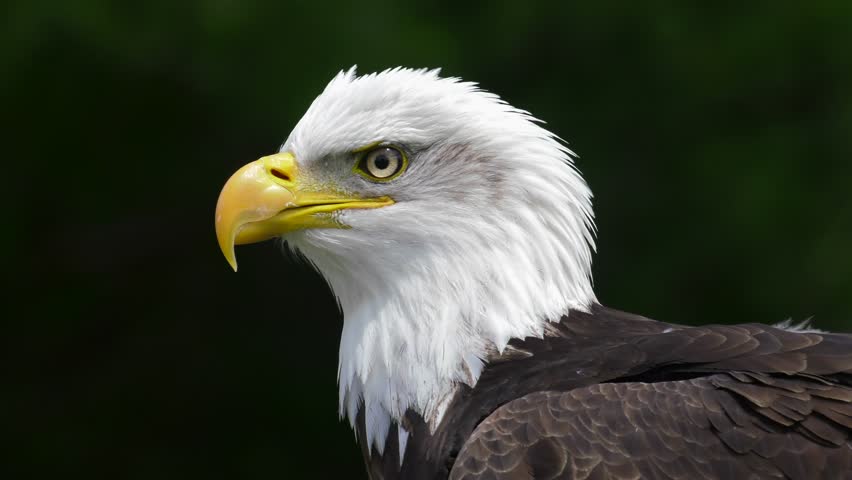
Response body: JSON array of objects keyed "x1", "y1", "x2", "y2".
[{"x1": 215, "y1": 68, "x2": 852, "y2": 479}]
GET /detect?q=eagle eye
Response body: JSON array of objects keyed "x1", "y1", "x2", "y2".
[{"x1": 355, "y1": 146, "x2": 407, "y2": 181}]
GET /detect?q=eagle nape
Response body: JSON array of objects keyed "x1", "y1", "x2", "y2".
[{"x1": 214, "y1": 67, "x2": 852, "y2": 479}]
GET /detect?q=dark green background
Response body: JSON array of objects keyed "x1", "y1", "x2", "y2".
[{"x1": 6, "y1": 1, "x2": 852, "y2": 478}]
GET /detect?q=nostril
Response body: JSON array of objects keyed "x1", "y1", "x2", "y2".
[{"x1": 270, "y1": 168, "x2": 291, "y2": 182}]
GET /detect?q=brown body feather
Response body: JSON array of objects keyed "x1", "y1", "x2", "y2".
[{"x1": 358, "y1": 305, "x2": 852, "y2": 479}]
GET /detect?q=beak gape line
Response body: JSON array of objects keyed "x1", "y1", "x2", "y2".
[{"x1": 215, "y1": 152, "x2": 393, "y2": 271}]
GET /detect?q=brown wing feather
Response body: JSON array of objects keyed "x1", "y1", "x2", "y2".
[
  {"x1": 451, "y1": 376, "x2": 852, "y2": 479},
  {"x1": 450, "y1": 313, "x2": 852, "y2": 480}
]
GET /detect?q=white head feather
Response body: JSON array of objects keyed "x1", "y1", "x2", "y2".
[{"x1": 279, "y1": 67, "x2": 597, "y2": 453}]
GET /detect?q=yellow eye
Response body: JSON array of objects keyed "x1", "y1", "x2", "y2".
[{"x1": 356, "y1": 146, "x2": 407, "y2": 181}]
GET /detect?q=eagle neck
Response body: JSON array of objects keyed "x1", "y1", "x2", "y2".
[{"x1": 311, "y1": 203, "x2": 596, "y2": 455}]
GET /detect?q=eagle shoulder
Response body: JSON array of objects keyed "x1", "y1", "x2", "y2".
[
  {"x1": 451, "y1": 374, "x2": 852, "y2": 479},
  {"x1": 450, "y1": 309, "x2": 852, "y2": 479}
]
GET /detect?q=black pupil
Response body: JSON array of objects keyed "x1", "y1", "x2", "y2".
[{"x1": 374, "y1": 153, "x2": 390, "y2": 170}]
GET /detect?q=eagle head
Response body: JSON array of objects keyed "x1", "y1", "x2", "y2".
[{"x1": 215, "y1": 67, "x2": 596, "y2": 451}]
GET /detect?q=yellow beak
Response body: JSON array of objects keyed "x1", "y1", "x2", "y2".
[{"x1": 215, "y1": 152, "x2": 393, "y2": 271}]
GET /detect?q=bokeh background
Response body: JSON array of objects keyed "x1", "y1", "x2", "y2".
[{"x1": 6, "y1": 1, "x2": 852, "y2": 478}]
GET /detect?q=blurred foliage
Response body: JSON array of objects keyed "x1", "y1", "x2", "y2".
[{"x1": 5, "y1": 1, "x2": 852, "y2": 478}]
